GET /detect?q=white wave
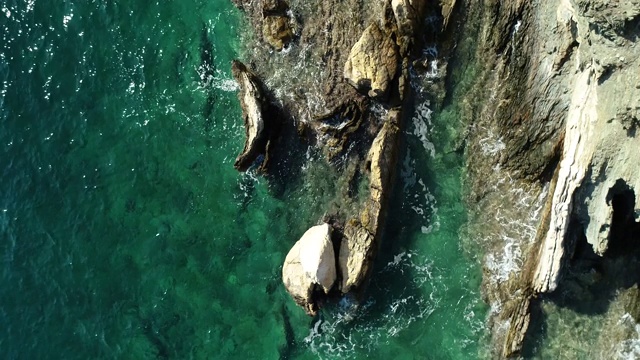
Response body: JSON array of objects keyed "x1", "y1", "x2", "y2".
[
  {"x1": 614, "y1": 314, "x2": 640, "y2": 359},
  {"x1": 424, "y1": 59, "x2": 439, "y2": 78},
  {"x1": 210, "y1": 78, "x2": 239, "y2": 92},
  {"x1": 304, "y1": 252, "x2": 440, "y2": 358},
  {"x1": 63, "y1": 12, "x2": 73, "y2": 29},
  {"x1": 478, "y1": 130, "x2": 506, "y2": 156},
  {"x1": 473, "y1": 125, "x2": 551, "y2": 294},
  {"x1": 411, "y1": 100, "x2": 436, "y2": 158},
  {"x1": 485, "y1": 235, "x2": 523, "y2": 283}
]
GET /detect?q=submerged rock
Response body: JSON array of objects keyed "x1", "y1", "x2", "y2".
[
  {"x1": 282, "y1": 223, "x2": 337, "y2": 315},
  {"x1": 231, "y1": 60, "x2": 271, "y2": 171},
  {"x1": 344, "y1": 23, "x2": 399, "y2": 100}
]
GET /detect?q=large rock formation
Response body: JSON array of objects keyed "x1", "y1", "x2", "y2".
[
  {"x1": 531, "y1": 0, "x2": 640, "y2": 294},
  {"x1": 455, "y1": 0, "x2": 640, "y2": 357},
  {"x1": 282, "y1": 223, "x2": 337, "y2": 315},
  {"x1": 231, "y1": 60, "x2": 273, "y2": 171}
]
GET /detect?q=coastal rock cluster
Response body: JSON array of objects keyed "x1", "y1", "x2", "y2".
[
  {"x1": 230, "y1": 0, "x2": 437, "y2": 313},
  {"x1": 230, "y1": 0, "x2": 639, "y2": 356}
]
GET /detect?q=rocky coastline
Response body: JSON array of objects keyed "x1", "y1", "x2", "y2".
[
  {"x1": 229, "y1": 0, "x2": 640, "y2": 357},
  {"x1": 457, "y1": 0, "x2": 640, "y2": 357}
]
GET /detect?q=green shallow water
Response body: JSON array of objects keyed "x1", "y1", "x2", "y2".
[{"x1": 0, "y1": 1, "x2": 487, "y2": 359}]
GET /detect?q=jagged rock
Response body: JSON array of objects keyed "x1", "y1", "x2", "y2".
[
  {"x1": 344, "y1": 23, "x2": 399, "y2": 99},
  {"x1": 313, "y1": 99, "x2": 367, "y2": 159},
  {"x1": 282, "y1": 223, "x2": 337, "y2": 315},
  {"x1": 339, "y1": 220, "x2": 375, "y2": 293},
  {"x1": 231, "y1": 60, "x2": 270, "y2": 171},
  {"x1": 339, "y1": 111, "x2": 401, "y2": 293},
  {"x1": 391, "y1": 0, "x2": 426, "y2": 38},
  {"x1": 503, "y1": 294, "x2": 532, "y2": 358}
]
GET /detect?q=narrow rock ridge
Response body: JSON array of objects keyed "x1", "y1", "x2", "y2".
[
  {"x1": 339, "y1": 110, "x2": 401, "y2": 294},
  {"x1": 532, "y1": 65, "x2": 599, "y2": 293}
]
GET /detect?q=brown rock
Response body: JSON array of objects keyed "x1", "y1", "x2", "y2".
[
  {"x1": 339, "y1": 110, "x2": 401, "y2": 294},
  {"x1": 344, "y1": 23, "x2": 400, "y2": 99},
  {"x1": 263, "y1": 15, "x2": 293, "y2": 51}
]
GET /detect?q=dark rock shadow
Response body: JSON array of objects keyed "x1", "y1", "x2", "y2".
[
  {"x1": 523, "y1": 179, "x2": 640, "y2": 357},
  {"x1": 520, "y1": 298, "x2": 547, "y2": 358}
]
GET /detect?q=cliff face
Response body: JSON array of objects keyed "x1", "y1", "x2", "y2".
[{"x1": 458, "y1": 0, "x2": 640, "y2": 357}]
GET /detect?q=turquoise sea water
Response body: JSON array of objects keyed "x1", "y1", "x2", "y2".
[{"x1": 0, "y1": 1, "x2": 486, "y2": 359}]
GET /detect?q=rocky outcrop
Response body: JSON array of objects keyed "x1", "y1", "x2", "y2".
[
  {"x1": 231, "y1": 60, "x2": 273, "y2": 171},
  {"x1": 340, "y1": 111, "x2": 401, "y2": 293},
  {"x1": 531, "y1": 0, "x2": 640, "y2": 294},
  {"x1": 282, "y1": 223, "x2": 337, "y2": 315},
  {"x1": 344, "y1": 23, "x2": 400, "y2": 99}
]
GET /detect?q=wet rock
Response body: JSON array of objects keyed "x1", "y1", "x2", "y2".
[
  {"x1": 340, "y1": 110, "x2": 401, "y2": 294},
  {"x1": 262, "y1": 15, "x2": 294, "y2": 51},
  {"x1": 262, "y1": 0, "x2": 294, "y2": 51},
  {"x1": 282, "y1": 223, "x2": 337, "y2": 315},
  {"x1": 344, "y1": 23, "x2": 400, "y2": 100},
  {"x1": 313, "y1": 98, "x2": 368, "y2": 160},
  {"x1": 231, "y1": 60, "x2": 271, "y2": 171}
]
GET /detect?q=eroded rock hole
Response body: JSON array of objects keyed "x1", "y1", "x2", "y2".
[
  {"x1": 545, "y1": 181, "x2": 640, "y2": 316},
  {"x1": 606, "y1": 179, "x2": 639, "y2": 257}
]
